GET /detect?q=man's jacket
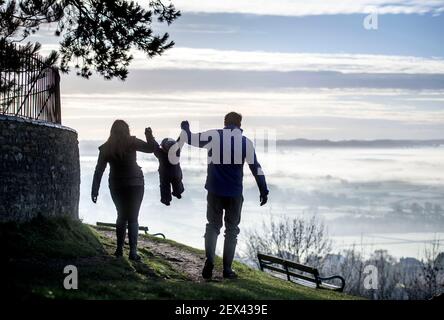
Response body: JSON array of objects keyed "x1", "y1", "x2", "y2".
[{"x1": 182, "y1": 125, "x2": 268, "y2": 197}]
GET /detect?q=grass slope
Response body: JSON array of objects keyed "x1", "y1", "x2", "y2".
[{"x1": 3, "y1": 216, "x2": 359, "y2": 300}]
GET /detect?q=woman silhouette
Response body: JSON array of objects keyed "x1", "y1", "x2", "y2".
[{"x1": 91, "y1": 120, "x2": 156, "y2": 261}]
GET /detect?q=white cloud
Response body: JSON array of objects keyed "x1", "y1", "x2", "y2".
[
  {"x1": 40, "y1": 41, "x2": 444, "y2": 76},
  {"x1": 168, "y1": 0, "x2": 444, "y2": 16},
  {"x1": 61, "y1": 88, "x2": 444, "y2": 140},
  {"x1": 61, "y1": 88, "x2": 444, "y2": 123},
  {"x1": 132, "y1": 47, "x2": 444, "y2": 74}
]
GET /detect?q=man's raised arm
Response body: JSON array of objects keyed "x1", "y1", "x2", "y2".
[{"x1": 179, "y1": 120, "x2": 213, "y2": 149}]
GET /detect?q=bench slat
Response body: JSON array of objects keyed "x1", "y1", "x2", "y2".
[
  {"x1": 261, "y1": 264, "x2": 318, "y2": 284},
  {"x1": 319, "y1": 282, "x2": 341, "y2": 290},
  {"x1": 258, "y1": 253, "x2": 318, "y2": 274},
  {"x1": 96, "y1": 222, "x2": 149, "y2": 232}
]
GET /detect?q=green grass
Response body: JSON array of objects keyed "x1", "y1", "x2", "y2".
[{"x1": 3, "y1": 216, "x2": 360, "y2": 300}]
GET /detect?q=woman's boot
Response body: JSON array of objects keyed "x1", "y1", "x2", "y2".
[
  {"x1": 114, "y1": 218, "x2": 126, "y2": 257},
  {"x1": 128, "y1": 222, "x2": 141, "y2": 261}
]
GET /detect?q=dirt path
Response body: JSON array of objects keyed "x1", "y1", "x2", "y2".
[{"x1": 98, "y1": 229, "x2": 223, "y2": 282}]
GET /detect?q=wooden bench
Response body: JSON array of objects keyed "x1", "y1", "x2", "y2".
[
  {"x1": 257, "y1": 253, "x2": 345, "y2": 292},
  {"x1": 96, "y1": 222, "x2": 166, "y2": 239}
]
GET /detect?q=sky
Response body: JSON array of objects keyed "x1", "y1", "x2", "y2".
[{"x1": 35, "y1": 0, "x2": 444, "y2": 140}]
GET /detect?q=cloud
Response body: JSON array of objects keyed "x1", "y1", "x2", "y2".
[
  {"x1": 62, "y1": 88, "x2": 444, "y2": 140},
  {"x1": 166, "y1": 23, "x2": 240, "y2": 35},
  {"x1": 130, "y1": 47, "x2": 444, "y2": 74},
  {"x1": 61, "y1": 88, "x2": 444, "y2": 125},
  {"x1": 168, "y1": 0, "x2": 444, "y2": 16},
  {"x1": 41, "y1": 43, "x2": 444, "y2": 75},
  {"x1": 40, "y1": 41, "x2": 444, "y2": 77}
]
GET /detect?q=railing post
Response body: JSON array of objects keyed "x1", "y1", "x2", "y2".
[{"x1": 54, "y1": 68, "x2": 61, "y2": 124}]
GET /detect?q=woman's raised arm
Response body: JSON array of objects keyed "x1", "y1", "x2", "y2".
[{"x1": 133, "y1": 128, "x2": 159, "y2": 153}]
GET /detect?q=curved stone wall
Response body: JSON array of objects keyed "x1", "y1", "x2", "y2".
[{"x1": 0, "y1": 115, "x2": 80, "y2": 222}]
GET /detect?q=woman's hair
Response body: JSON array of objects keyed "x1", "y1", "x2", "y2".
[{"x1": 105, "y1": 120, "x2": 132, "y2": 159}]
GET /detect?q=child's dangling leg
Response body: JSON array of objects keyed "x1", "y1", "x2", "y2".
[
  {"x1": 171, "y1": 177, "x2": 184, "y2": 199},
  {"x1": 159, "y1": 174, "x2": 172, "y2": 206}
]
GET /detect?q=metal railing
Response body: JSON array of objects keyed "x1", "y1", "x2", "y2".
[{"x1": 0, "y1": 44, "x2": 61, "y2": 124}]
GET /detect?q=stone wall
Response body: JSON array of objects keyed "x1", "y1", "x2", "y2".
[{"x1": 0, "y1": 115, "x2": 80, "y2": 222}]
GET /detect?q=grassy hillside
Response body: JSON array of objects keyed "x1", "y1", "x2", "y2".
[{"x1": 3, "y1": 216, "x2": 359, "y2": 300}]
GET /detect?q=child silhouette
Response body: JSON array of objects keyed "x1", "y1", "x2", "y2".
[{"x1": 146, "y1": 128, "x2": 184, "y2": 206}]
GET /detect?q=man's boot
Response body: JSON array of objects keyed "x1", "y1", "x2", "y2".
[
  {"x1": 114, "y1": 218, "x2": 126, "y2": 257},
  {"x1": 222, "y1": 237, "x2": 238, "y2": 279},
  {"x1": 202, "y1": 227, "x2": 218, "y2": 279},
  {"x1": 128, "y1": 222, "x2": 141, "y2": 261}
]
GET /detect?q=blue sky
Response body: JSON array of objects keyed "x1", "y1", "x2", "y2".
[
  {"x1": 34, "y1": 1, "x2": 444, "y2": 140},
  {"x1": 161, "y1": 12, "x2": 444, "y2": 57}
]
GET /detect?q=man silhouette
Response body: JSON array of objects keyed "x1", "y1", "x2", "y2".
[{"x1": 180, "y1": 112, "x2": 269, "y2": 279}]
